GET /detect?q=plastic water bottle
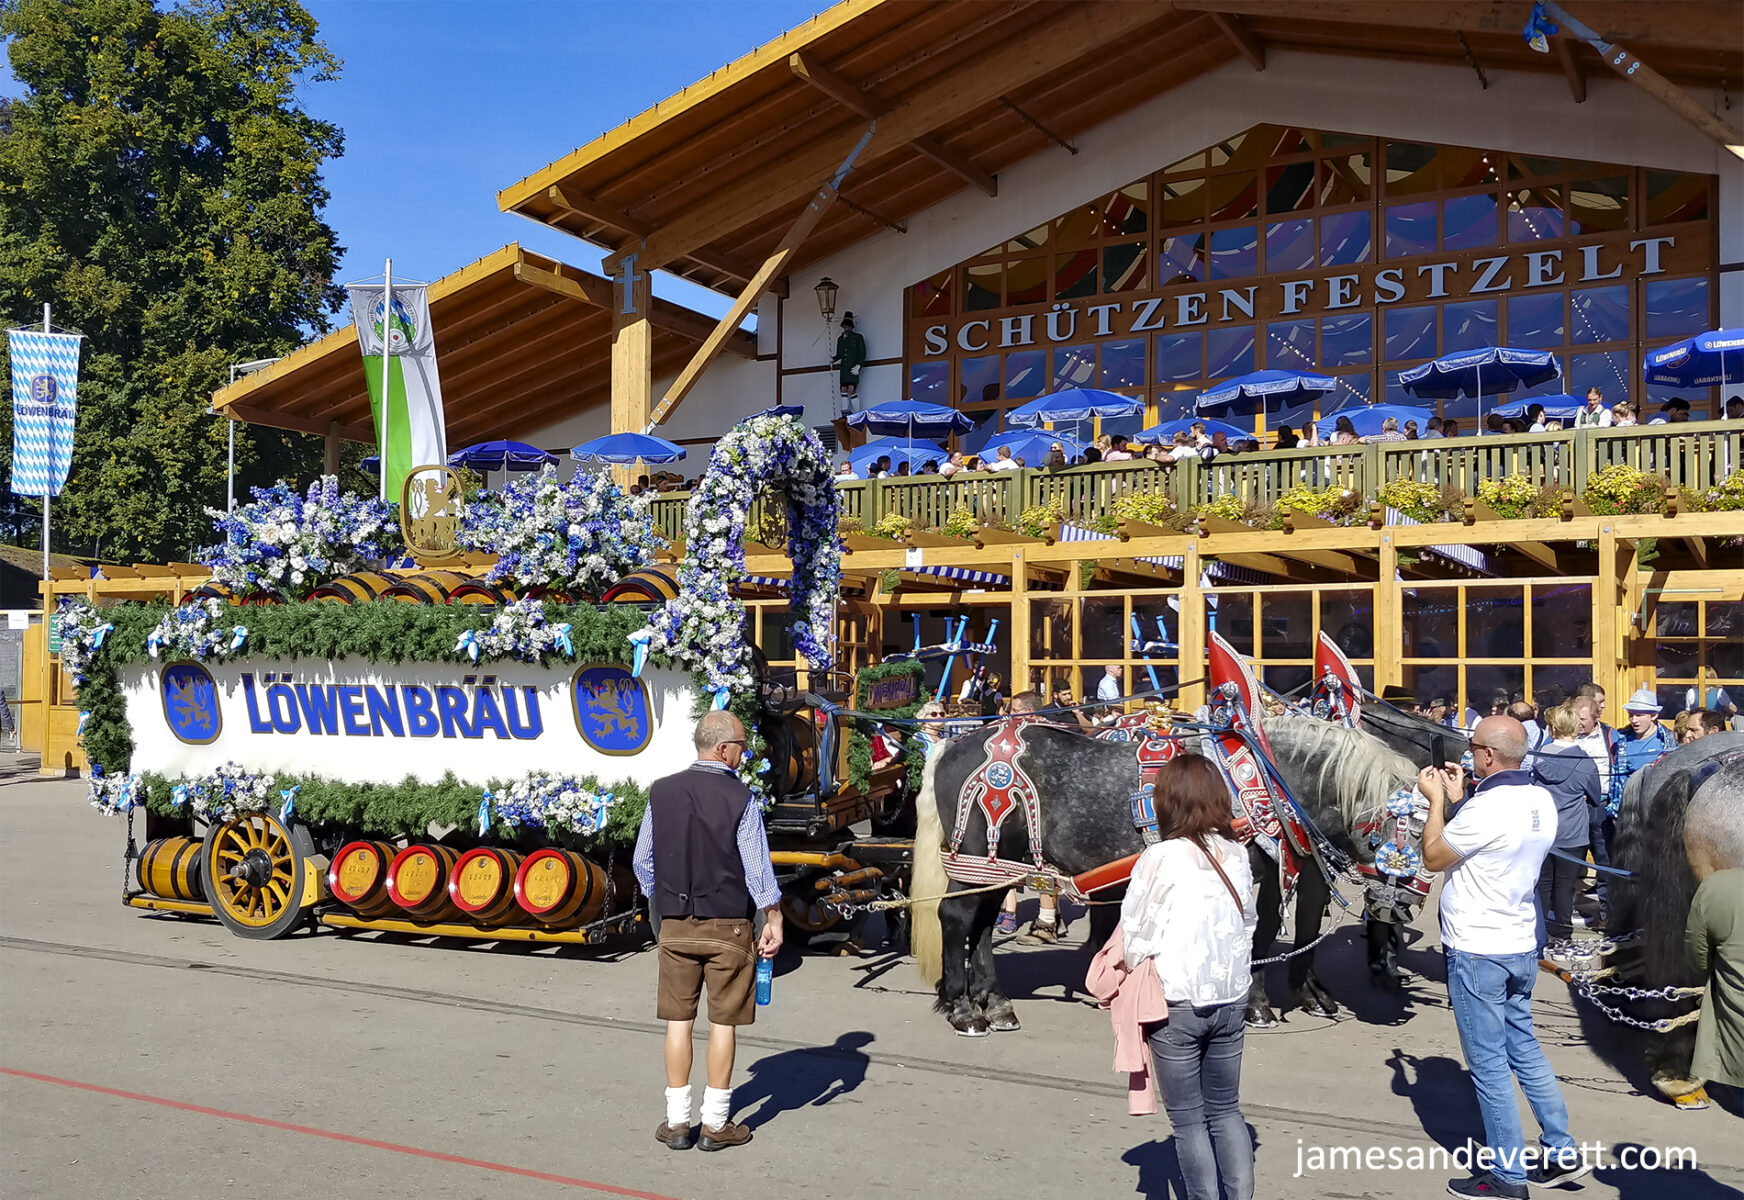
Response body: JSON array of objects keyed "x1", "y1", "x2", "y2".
[{"x1": 755, "y1": 955, "x2": 773, "y2": 1006}]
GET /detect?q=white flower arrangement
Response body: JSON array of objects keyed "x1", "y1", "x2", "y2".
[
  {"x1": 57, "y1": 598, "x2": 112, "y2": 684},
  {"x1": 87, "y1": 766, "x2": 140, "y2": 816},
  {"x1": 146, "y1": 598, "x2": 248, "y2": 661},
  {"x1": 485, "y1": 773, "x2": 618, "y2": 837},
  {"x1": 166, "y1": 762, "x2": 274, "y2": 823},
  {"x1": 200, "y1": 476, "x2": 401, "y2": 598},
  {"x1": 458, "y1": 466, "x2": 663, "y2": 595},
  {"x1": 455, "y1": 598, "x2": 574, "y2": 663}
]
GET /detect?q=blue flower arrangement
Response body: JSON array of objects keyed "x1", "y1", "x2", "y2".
[
  {"x1": 457, "y1": 466, "x2": 663, "y2": 595},
  {"x1": 200, "y1": 476, "x2": 401, "y2": 598},
  {"x1": 483, "y1": 773, "x2": 619, "y2": 837}
]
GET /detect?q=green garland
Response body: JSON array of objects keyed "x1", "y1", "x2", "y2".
[
  {"x1": 847, "y1": 660, "x2": 928, "y2": 796},
  {"x1": 70, "y1": 600, "x2": 677, "y2": 850}
]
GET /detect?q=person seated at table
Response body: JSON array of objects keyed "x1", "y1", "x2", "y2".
[
  {"x1": 1613, "y1": 403, "x2": 1637, "y2": 428},
  {"x1": 1332, "y1": 416, "x2": 1359, "y2": 445},
  {"x1": 1526, "y1": 404, "x2": 1547, "y2": 432},
  {"x1": 894, "y1": 462, "x2": 911, "y2": 477},
  {"x1": 918, "y1": 459, "x2": 940, "y2": 475},
  {"x1": 987, "y1": 446, "x2": 1022, "y2": 472},
  {"x1": 1362, "y1": 416, "x2": 1407, "y2": 443},
  {"x1": 1190, "y1": 421, "x2": 1211, "y2": 448},
  {"x1": 1442, "y1": 419, "x2": 1462, "y2": 438},
  {"x1": 938, "y1": 451, "x2": 965, "y2": 478},
  {"x1": 1273, "y1": 424, "x2": 1299, "y2": 449},
  {"x1": 1104, "y1": 435, "x2": 1135, "y2": 462},
  {"x1": 1045, "y1": 443, "x2": 1069, "y2": 469},
  {"x1": 836, "y1": 461, "x2": 859, "y2": 481},
  {"x1": 1081, "y1": 445, "x2": 1103, "y2": 464},
  {"x1": 1145, "y1": 443, "x2": 1173, "y2": 465},
  {"x1": 1404, "y1": 420, "x2": 1421, "y2": 440}
]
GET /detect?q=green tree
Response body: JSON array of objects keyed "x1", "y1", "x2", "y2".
[{"x1": 0, "y1": 0, "x2": 345, "y2": 561}]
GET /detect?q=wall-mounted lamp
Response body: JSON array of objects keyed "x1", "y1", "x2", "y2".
[{"x1": 814, "y1": 276, "x2": 839, "y2": 321}]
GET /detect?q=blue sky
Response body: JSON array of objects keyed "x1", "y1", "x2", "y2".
[{"x1": 5, "y1": 0, "x2": 827, "y2": 318}]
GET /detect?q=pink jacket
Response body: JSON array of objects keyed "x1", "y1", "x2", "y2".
[{"x1": 1085, "y1": 925, "x2": 1168, "y2": 1115}]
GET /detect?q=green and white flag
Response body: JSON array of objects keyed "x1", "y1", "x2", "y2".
[{"x1": 347, "y1": 283, "x2": 447, "y2": 498}]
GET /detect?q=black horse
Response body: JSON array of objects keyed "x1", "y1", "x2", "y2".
[
  {"x1": 910, "y1": 715, "x2": 1420, "y2": 1035},
  {"x1": 1603, "y1": 734, "x2": 1743, "y2": 1106}
]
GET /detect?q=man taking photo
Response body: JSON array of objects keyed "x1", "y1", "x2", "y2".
[
  {"x1": 633, "y1": 710, "x2": 783, "y2": 1152},
  {"x1": 1419, "y1": 716, "x2": 1588, "y2": 1198}
]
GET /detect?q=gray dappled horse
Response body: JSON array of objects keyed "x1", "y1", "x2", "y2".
[
  {"x1": 1604, "y1": 734, "x2": 1743, "y2": 1106},
  {"x1": 909, "y1": 715, "x2": 1419, "y2": 1036}
]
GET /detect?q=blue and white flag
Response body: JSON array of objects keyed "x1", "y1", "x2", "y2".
[{"x1": 8, "y1": 329, "x2": 84, "y2": 497}]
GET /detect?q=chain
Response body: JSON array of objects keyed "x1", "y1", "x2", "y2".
[
  {"x1": 1580, "y1": 981, "x2": 1704, "y2": 1002},
  {"x1": 122, "y1": 802, "x2": 139, "y2": 902},
  {"x1": 1544, "y1": 930, "x2": 1638, "y2": 962},
  {"x1": 1575, "y1": 983, "x2": 1705, "y2": 1033},
  {"x1": 1252, "y1": 918, "x2": 1349, "y2": 966}
]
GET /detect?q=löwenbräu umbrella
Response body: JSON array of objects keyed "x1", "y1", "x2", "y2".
[
  {"x1": 1397, "y1": 346, "x2": 1561, "y2": 426},
  {"x1": 569, "y1": 432, "x2": 687, "y2": 465},
  {"x1": 1195, "y1": 369, "x2": 1337, "y2": 418}
]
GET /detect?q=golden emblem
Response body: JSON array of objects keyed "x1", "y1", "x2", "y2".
[{"x1": 400, "y1": 465, "x2": 464, "y2": 563}]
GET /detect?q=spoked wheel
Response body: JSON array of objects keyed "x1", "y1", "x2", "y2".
[
  {"x1": 780, "y1": 880, "x2": 866, "y2": 951},
  {"x1": 204, "y1": 812, "x2": 315, "y2": 940}
]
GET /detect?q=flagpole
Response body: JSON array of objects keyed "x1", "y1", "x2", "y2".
[
  {"x1": 41, "y1": 302, "x2": 50, "y2": 581},
  {"x1": 380, "y1": 258, "x2": 393, "y2": 503}
]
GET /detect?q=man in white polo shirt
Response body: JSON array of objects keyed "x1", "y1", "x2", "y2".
[{"x1": 1418, "y1": 715, "x2": 1588, "y2": 1199}]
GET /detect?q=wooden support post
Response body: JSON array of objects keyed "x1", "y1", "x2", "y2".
[
  {"x1": 324, "y1": 426, "x2": 341, "y2": 476},
  {"x1": 611, "y1": 261, "x2": 653, "y2": 486},
  {"x1": 1010, "y1": 549, "x2": 1030, "y2": 696},
  {"x1": 1593, "y1": 524, "x2": 1621, "y2": 705},
  {"x1": 1374, "y1": 531, "x2": 1401, "y2": 694},
  {"x1": 1178, "y1": 541, "x2": 1206, "y2": 712},
  {"x1": 1209, "y1": 11, "x2": 1266, "y2": 70}
]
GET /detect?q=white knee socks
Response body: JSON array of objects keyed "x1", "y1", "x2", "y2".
[
  {"x1": 664, "y1": 1085, "x2": 691, "y2": 1127},
  {"x1": 701, "y1": 1085, "x2": 733, "y2": 1130}
]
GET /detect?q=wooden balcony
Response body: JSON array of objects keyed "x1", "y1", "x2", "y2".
[{"x1": 644, "y1": 423, "x2": 1743, "y2": 539}]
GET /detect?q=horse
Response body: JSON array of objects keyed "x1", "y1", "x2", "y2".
[
  {"x1": 1357, "y1": 700, "x2": 1472, "y2": 772},
  {"x1": 909, "y1": 714, "x2": 1419, "y2": 1035},
  {"x1": 1602, "y1": 733, "x2": 1744, "y2": 1107}
]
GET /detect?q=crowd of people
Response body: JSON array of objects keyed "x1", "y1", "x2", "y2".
[{"x1": 831, "y1": 388, "x2": 1744, "y2": 480}]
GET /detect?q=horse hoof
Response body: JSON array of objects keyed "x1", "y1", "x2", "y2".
[
  {"x1": 1673, "y1": 1087, "x2": 1710, "y2": 1111},
  {"x1": 1244, "y1": 1003, "x2": 1279, "y2": 1028},
  {"x1": 1296, "y1": 989, "x2": 1339, "y2": 1018},
  {"x1": 984, "y1": 1001, "x2": 1021, "y2": 1032},
  {"x1": 954, "y1": 1018, "x2": 992, "y2": 1038}
]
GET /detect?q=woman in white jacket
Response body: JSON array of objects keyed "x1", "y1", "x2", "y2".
[{"x1": 1121, "y1": 755, "x2": 1259, "y2": 1200}]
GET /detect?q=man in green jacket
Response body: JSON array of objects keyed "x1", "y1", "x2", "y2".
[
  {"x1": 833, "y1": 312, "x2": 866, "y2": 401},
  {"x1": 1687, "y1": 865, "x2": 1744, "y2": 1093}
]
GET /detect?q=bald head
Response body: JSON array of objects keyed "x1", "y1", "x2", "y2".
[
  {"x1": 693, "y1": 710, "x2": 745, "y2": 761},
  {"x1": 1471, "y1": 715, "x2": 1527, "y2": 776}
]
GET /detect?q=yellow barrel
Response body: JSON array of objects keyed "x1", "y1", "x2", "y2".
[
  {"x1": 447, "y1": 578, "x2": 518, "y2": 605},
  {"x1": 600, "y1": 567, "x2": 680, "y2": 604},
  {"x1": 136, "y1": 836, "x2": 205, "y2": 901},
  {"x1": 385, "y1": 844, "x2": 464, "y2": 922},
  {"x1": 525, "y1": 585, "x2": 576, "y2": 604},
  {"x1": 326, "y1": 840, "x2": 400, "y2": 919},
  {"x1": 308, "y1": 571, "x2": 399, "y2": 605},
  {"x1": 514, "y1": 849, "x2": 610, "y2": 928},
  {"x1": 447, "y1": 847, "x2": 528, "y2": 925},
  {"x1": 379, "y1": 571, "x2": 511, "y2": 606}
]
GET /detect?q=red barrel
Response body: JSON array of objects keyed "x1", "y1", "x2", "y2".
[
  {"x1": 326, "y1": 840, "x2": 400, "y2": 919},
  {"x1": 513, "y1": 848, "x2": 610, "y2": 928},
  {"x1": 447, "y1": 846, "x2": 528, "y2": 926},
  {"x1": 385, "y1": 844, "x2": 463, "y2": 922}
]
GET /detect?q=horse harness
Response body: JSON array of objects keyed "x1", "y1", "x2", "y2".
[{"x1": 944, "y1": 717, "x2": 1056, "y2": 891}]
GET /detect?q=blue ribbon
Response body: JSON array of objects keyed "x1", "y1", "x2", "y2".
[
  {"x1": 91, "y1": 622, "x2": 113, "y2": 650},
  {"x1": 629, "y1": 628, "x2": 652, "y2": 678},
  {"x1": 230, "y1": 625, "x2": 249, "y2": 652},
  {"x1": 76, "y1": 710, "x2": 90, "y2": 738},
  {"x1": 146, "y1": 631, "x2": 163, "y2": 658},
  {"x1": 707, "y1": 684, "x2": 730, "y2": 710},
  {"x1": 477, "y1": 795, "x2": 492, "y2": 836},
  {"x1": 553, "y1": 623, "x2": 573, "y2": 657},
  {"x1": 455, "y1": 629, "x2": 480, "y2": 663},
  {"x1": 279, "y1": 786, "x2": 299, "y2": 824},
  {"x1": 172, "y1": 783, "x2": 188, "y2": 809}
]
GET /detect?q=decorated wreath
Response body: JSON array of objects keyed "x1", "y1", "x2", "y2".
[
  {"x1": 201, "y1": 476, "x2": 401, "y2": 599},
  {"x1": 457, "y1": 465, "x2": 663, "y2": 595},
  {"x1": 644, "y1": 412, "x2": 841, "y2": 695}
]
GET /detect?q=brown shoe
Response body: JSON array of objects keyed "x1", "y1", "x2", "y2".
[
  {"x1": 1016, "y1": 921, "x2": 1059, "y2": 945},
  {"x1": 655, "y1": 1122, "x2": 695, "y2": 1150},
  {"x1": 697, "y1": 1121, "x2": 752, "y2": 1151}
]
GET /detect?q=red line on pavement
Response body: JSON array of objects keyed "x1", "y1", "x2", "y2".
[{"x1": 1, "y1": 1067, "x2": 685, "y2": 1200}]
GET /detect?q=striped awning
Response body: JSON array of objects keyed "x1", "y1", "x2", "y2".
[
  {"x1": 1057, "y1": 524, "x2": 1273, "y2": 586},
  {"x1": 1381, "y1": 509, "x2": 1495, "y2": 575}
]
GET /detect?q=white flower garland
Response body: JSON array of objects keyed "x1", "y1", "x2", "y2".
[
  {"x1": 167, "y1": 763, "x2": 274, "y2": 823},
  {"x1": 57, "y1": 599, "x2": 112, "y2": 684},
  {"x1": 458, "y1": 466, "x2": 663, "y2": 595},
  {"x1": 484, "y1": 773, "x2": 619, "y2": 837},
  {"x1": 200, "y1": 476, "x2": 400, "y2": 598},
  {"x1": 455, "y1": 598, "x2": 574, "y2": 664},
  {"x1": 146, "y1": 598, "x2": 250, "y2": 661},
  {"x1": 87, "y1": 766, "x2": 140, "y2": 816}
]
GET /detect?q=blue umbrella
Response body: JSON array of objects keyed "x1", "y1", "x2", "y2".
[
  {"x1": 753, "y1": 403, "x2": 805, "y2": 420},
  {"x1": 1397, "y1": 346, "x2": 1561, "y2": 424},
  {"x1": 844, "y1": 399, "x2": 974, "y2": 437},
  {"x1": 569, "y1": 432, "x2": 687, "y2": 465},
  {"x1": 1137, "y1": 418, "x2": 1248, "y2": 443},
  {"x1": 1312, "y1": 404, "x2": 1435, "y2": 439},
  {"x1": 1196, "y1": 369, "x2": 1337, "y2": 418},
  {"x1": 1005, "y1": 387, "x2": 1145, "y2": 427},
  {"x1": 979, "y1": 428, "x2": 1090, "y2": 466},
  {"x1": 848, "y1": 438, "x2": 946, "y2": 474},
  {"x1": 1643, "y1": 327, "x2": 1744, "y2": 389},
  {"x1": 1490, "y1": 394, "x2": 1584, "y2": 422},
  {"x1": 361, "y1": 439, "x2": 557, "y2": 475}
]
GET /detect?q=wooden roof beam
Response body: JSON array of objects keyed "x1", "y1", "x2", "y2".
[
  {"x1": 1208, "y1": 11, "x2": 1265, "y2": 70},
  {"x1": 225, "y1": 405, "x2": 374, "y2": 444},
  {"x1": 513, "y1": 260, "x2": 758, "y2": 357},
  {"x1": 997, "y1": 96, "x2": 1077, "y2": 155},
  {"x1": 544, "y1": 185, "x2": 775, "y2": 290},
  {"x1": 1166, "y1": 1, "x2": 1742, "y2": 49},
  {"x1": 788, "y1": 52, "x2": 996, "y2": 197},
  {"x1": 603, "y1": 1, "x2": 1165, "y2": 276},
  {"x1": 1553, "y1": 35, "x2": 1586, "y2": 102}
]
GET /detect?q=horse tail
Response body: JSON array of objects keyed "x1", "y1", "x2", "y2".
[{"x1": 910, "y1": 740, "x2": 949, "y2": 986}]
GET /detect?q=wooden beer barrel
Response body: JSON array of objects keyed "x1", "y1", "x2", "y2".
[
  {"x1": 308, "y1": 571, "x2": 398, "y2": 605},
  {"x1": 136, "y1": 836, "x2": 205, "y2": 901},
  {"x1": 447, "y1": 578, "x2": 517, "y2": 605},
  {"x1": 189, "y1": 581, "x2": 284, "y2": 607},
  {"x1": 524, "y1": 585, "x2": 576, "y2": 604},
  {"x1": 514, "y1": 848, "x2": 610, "y2": 928},
  {"x1": 600, "y1": 567, "x2": 680, "y2": 605},
  {"x1": 447, "y1": 847, "x2": 528, "y2": 925},
  {"x1": 385, "y1": 844, "x2": 464, "y2": 922},
  {"x1": 326, "y1": 839, "x2": 400, "y2": 919}
]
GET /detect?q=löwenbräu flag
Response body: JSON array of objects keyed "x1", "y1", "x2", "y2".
[
  {"x1": 346, "y1": 283, "x2": 447, "y2": 499},
  {"x1": 8, "y1": 328, "x2": 84, "y2": 497}
]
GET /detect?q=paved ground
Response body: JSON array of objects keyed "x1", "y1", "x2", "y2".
[{"x1": 2, "y1": 757, "x2": 1739, "y2": 1200}]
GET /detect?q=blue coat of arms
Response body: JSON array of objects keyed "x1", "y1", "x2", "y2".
[
  {"x1": 162, "y1": 664, "x2": 221, "y2": 744},
  {"x1": 571, "y1": 666, "x2": 652, "y2": 755}
]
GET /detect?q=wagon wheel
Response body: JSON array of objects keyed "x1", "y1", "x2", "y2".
[
  {"x1": 204, "y1": 811, "x2": 315, "y2": 940},
  {"x1": 780, "y1": 878, "x2": 866, "y2": 951}
]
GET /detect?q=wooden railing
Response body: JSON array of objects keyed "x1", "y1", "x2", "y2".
[{"x1": 643, "y1": 423, "x2": 1743, "y2": 536}]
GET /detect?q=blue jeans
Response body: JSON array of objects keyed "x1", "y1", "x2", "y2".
[
  {"x1": 1588, "y1": 809, "x2": 1613, "y2": 907},
  {"x1": 1147, "y1": 1001, "x2": 1254, "y2": 1200},
  {"x1": 1445, "y1": 948, "x2": 1577, "y2": 1185}
]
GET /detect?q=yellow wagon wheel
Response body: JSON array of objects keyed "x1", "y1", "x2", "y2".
[{"x1": 204, "y1": 812, "x2": 315, "y2": 940}]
